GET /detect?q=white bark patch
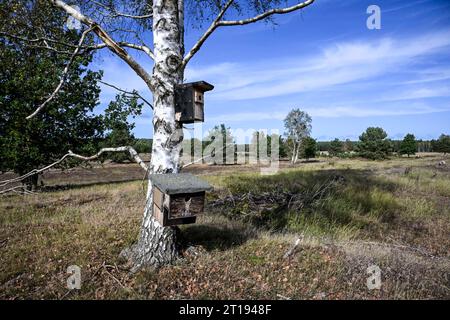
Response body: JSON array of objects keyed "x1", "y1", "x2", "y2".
[{"x1": 122, "y1": 0, "x2": 186, "y2": 270}]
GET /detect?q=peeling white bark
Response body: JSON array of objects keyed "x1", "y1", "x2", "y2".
[{"x1": 120, "y1": 0, "x2": 185, "y2": 270}]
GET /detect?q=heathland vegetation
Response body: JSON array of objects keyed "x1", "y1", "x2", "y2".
[{"x1": 1, "y1": 153, "x2": 449, "y2": 299}]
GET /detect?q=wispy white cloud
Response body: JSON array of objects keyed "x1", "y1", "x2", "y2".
[
  {"x1": 383, "y1": 0, "x2": 432, "y2": 13},
  {"x1": 380, "y1": 86, "x2": 450, "y2": 101},
  {"x1": 400, "y1": 68, "x2": 450, "y2": 84},
  {"x1": 95, "y1": 29, "x2": 450, "y2": 134},
  {"x1": 207, "y1": 102, "x2": 450, "y2": 122},
  {"x1": 186, "y1": 30, "x2": 450, "y2": 101}
]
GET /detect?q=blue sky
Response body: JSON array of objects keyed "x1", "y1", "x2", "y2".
[{"x1": 94, "y1": 0, "x2": 450, "y2": 141}]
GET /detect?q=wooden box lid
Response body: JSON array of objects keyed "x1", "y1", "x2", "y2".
[
  {"x1": 149, "y1": 173, "x2": 213, "y2": 195},
  {"x1": 176, "y1": 81, "x2": 214, "y2": 92}
]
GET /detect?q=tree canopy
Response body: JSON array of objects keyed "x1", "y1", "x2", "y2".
[
  {"x1": 356, "y1": 127, "x2": 392, "y2": 160},
  {"x1": 0, "y1": 2, "x2": 145, "y2": 187},
  {"x1": 102, "y1": 93, "x2": 143, "y2": 162},
  {"x1": 0, "y1": 6, "x2": 104, "y2": 188},
  {"x1": 300, "y1": 136, "x2": 317, "y2": 160},
  {"x1": 399, "y1": 133, "x2": 417, "y2": 157},
  {"x1": 329, "y1": 138, "x2": 344, "y2": 157},
  {"x1": 432, "y1": 134, "x2": 450, "y2": 155}
]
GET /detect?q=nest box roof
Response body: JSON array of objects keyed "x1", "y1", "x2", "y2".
[
  {"x1": 179, "y1": 81, "x2": 214, "y2": 92},
  {"x1": 149, "y1": 173, "x2": 213, "y2": 195}
]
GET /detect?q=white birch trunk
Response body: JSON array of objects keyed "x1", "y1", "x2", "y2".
[
  {"x1": 294, "y1": 143, "x2": 300, "y2": 164},
  {"x1": 291, "y1": 145, "x2": 295, "y2": 164},
  {"x1": 120, "y1": 0, "x2": 185, "y2": 271},
  {"x1": 291, "y1": 143, "x2": 299, "y2": 164}
]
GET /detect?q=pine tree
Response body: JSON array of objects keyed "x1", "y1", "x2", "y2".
[
  {"x1": 399, "y1": 134, "x2": 417, "y2": 157},
  {"x1": 329, "y1": 138, "x2": 344, "y2": 157},
  {"x1": 357, "y1": 127, "x2": 392, "y2": 160}
]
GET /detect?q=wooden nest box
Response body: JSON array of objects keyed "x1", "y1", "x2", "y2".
[
  {"x1": 175, "y1": 81, "x2": 214, "y2": 123},
  {"x1": 150, "y1": 173, "x2": 213, "y2": 226}
]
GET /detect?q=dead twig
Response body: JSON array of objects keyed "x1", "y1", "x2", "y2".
[
  {"x1": 283, "y1": 235, "x2": 304, "y2": 259},
  {"x1": 0, "y1": 238, "x2": 8, "y2": 248}
]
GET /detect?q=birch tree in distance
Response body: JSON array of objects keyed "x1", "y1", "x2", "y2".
[
  {"x1": 1, "y1": 0, "x2": 315, "y2": 271},
  {"x1": 284, "y1": 109, "x2": 312, "y2": 164}
]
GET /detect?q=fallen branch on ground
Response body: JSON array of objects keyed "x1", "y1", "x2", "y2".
[
  {"x1": 0, "y1": 146, "x2": 147, "y2": 195},
  {"x1": 210, "y1": 175, "x2": 345, "y2": 214}
]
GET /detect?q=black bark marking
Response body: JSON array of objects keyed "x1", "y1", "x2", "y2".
[{"x1": 166, "y1": 54, "x2": 181, "y2": 72}]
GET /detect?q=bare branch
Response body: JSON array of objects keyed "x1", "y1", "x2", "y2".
[
  {"x1": 68, "y1": 146, "x2": 147, "y2": 171},
  {"x1": 181, "y1": 0, "x2": 234, "y2": 69},
  {"x1": 27, "y1": 27, "x2": 92, "y2": 119},
  {"x1": 88, "y1": 41, "x2": 155, "y2": 60},
  {"x1": 99, "y1": 80, "x2": 153, "y2": 109},
  {"x1": 22, "y1": 45, "x2": 74, "y2": 55},
  {"x1": 0, "y1": 186, "x2": 29, "y2": 195},
  {"x1": 0, "y1": 31, "x2": 82, "y2": 49},
  {"x1": 182, "y1": 0, "x2": 315, "y2": 68},
  {"x1": 91, "y1": 0, "x2": 153, "y2": 19},
  {"x1": 0, "y1": 31, "x2": 92, "y2": 55},
  {"x1": 50, "y1": 0, "x2": 153, "y2": 88},
  {"x1": 0, "y1": 31, "x2": 154, "y2": 59},
  {"x1": 0, "y1": 146, "x2": 148, "y2": 192},
  {"x1": 219, "y1": 0, "x2": 314, "y2": 26}
]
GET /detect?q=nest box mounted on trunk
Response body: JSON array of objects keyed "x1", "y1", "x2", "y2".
[
  {"x1": 150, "y1": 173, "x2": 213, "y2": 227},
  {"x1": 175, "y1": 81, "x2": 214, "y2": 124}
]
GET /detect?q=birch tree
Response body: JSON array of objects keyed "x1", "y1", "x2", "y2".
[
  {"x1": 0, "y1": 0, "x2": 315, "y2": 270},
  {"x1": 284, "y1": 109, "x2": 312, "y2": 164}
]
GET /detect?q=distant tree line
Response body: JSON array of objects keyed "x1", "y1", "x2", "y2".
[
  {"x1": 317, "y1": 137, "x2": 447, "y2": 154},
  {"x1": 317, "y1": 132, "x2": 450, "y2": 160},
  {"x1": 280, "y1": 108, "x2": 450, "y2": 161},
  {"x1": 188, "y1": 115, "x2": 450, "y2": 165}
]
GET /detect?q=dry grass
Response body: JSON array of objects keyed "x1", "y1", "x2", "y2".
[{"x1": 0, "y1": 154, "x2": 449, "y2": 299}]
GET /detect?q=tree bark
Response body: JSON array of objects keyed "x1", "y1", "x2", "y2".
[
  {"x1": 291, "y1": 142, "x2": 300, "y2": 164},
  {"x1": 294, "y1": 144, "x2": 300, "y2": 163},
  {"x1": 120, "y1": 0, "x2": 185, "y2": 272},
  {"x1": 291, "y1": 144, "x2": 296, "y2": 164}
]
